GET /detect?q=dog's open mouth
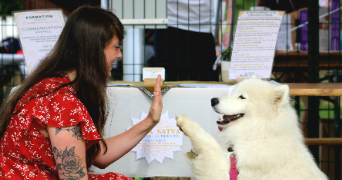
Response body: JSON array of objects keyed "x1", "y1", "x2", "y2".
[{"x1": 217, "y1": 114, "x2": 245, "y2": 125}]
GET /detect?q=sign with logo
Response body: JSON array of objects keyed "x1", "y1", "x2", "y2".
[
  {"x1": 129, "y1": 111, "x2": 183, "y2": 164},
  {"x1": 14, "y1": 10, "x2": 65, "y2": 74}
]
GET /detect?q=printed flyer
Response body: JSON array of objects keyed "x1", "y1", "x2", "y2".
[
  {"x1": 229, "y1": 11, "x2": 284, "y2": 79},
  {"x1": 129, "y1": 111, "x2": 183, "y2": 164},
  {"x1": 14, "y1": 10, "x2": 65, "y2": 74}
]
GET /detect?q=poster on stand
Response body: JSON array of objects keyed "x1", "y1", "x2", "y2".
[
  {"x1": 229, "y1": 11, "x2": 284, "y2": 79},
  {"x1": 14, "y1": 10, "x2": 65, "y2": 74}
]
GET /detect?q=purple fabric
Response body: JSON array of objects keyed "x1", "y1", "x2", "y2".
[
  {"x1": 300, "y1": 10, "x2": 308, "y2": 51},
  {"x1": 331, "y1": 0, "x2": 340, "y2": 51}
]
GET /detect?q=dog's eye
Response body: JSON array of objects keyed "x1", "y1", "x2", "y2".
[{"x1": 239, "y1": 95, "x2": 246, "y2": 99}]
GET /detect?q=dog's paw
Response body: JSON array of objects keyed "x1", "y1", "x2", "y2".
[
  {"x1": 175, "y1": 114, "x2": 186, "y2": 135},
  {"x1": 175, "y1": 114, "x2": 189, "y2": 129},
  {"x1": 175, "y1": 114, "x2": 197, "y2": 136},
  {"x1": 175, "y1": 114, "x2": 186, "y2": 125}
]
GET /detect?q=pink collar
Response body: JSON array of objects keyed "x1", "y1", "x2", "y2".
[
  {"x1": 220, "y1": 128, "x2": 238, "y2": 179},
  {"x1": 230, "y1": 155, "x2": 238, "y2": 180}
]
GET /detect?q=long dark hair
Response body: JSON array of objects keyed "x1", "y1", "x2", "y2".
[{"x1": 0, "y1": 5, "x2": 124, "y2": 168}]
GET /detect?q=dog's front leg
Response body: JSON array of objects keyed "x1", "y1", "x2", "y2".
[{"x1": 176, "y1": 114, "x2": 230, "y2": 180}]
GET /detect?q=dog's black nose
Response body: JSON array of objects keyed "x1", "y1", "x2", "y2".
[{"x1": 211, "y1": 98, "x2": 219, "y2": 107}]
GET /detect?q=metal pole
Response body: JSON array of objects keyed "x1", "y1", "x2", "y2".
[
  {"x1": 214, "y1": 0, "x2": 222, "y2": 45},
  {"x1": 333, "y1": 69, "x2": 341, "y2": 180},
  {"x1": 228, "y1": 0, "x2": 236, "y2": 47},
  {"x1": 307, "y1": 0, "x2": 320, "y2": 165}
]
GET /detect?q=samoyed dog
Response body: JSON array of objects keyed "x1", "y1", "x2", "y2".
[{"x1": 176, "y1": 77, "x2": 328, "y2": 180}]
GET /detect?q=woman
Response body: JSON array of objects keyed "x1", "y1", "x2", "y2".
[{"x1": 0, "y1": 5, "x2": 163, "y2": 180}]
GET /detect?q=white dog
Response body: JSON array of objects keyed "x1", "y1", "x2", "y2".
[{"x1": 176, "y1": 77, "x2": 328, "y2": 180}]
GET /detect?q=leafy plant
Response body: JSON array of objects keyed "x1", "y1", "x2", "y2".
[
  {"x1": 221, "y1": 47, "x2": 233, "y2": 61},
  {"x1": 0, "y1": 0, "x2": 22, "y2": 21}
]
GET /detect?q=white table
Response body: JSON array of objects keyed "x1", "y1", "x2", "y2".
[{"x1": 90, "y1": 86, "x2": 231, "y2": 177}]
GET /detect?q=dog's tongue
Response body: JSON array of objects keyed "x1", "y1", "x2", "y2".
[{"x1": 218, "y1": 126, "x2": 223, "y2": 131}]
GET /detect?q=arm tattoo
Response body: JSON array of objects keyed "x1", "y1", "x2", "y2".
[
  {"x1": 53, "y1": 146, "x2": 87, "y2": 179},
  {"x1": 56, "y1": 126, "x2": 83, "y2": 140}
]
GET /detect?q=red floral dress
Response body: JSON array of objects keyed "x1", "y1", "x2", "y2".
[{"x1": 0, "y1": 75, "x2": 132, "y2": 180}]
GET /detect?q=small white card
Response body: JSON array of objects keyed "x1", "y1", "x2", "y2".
[{"x1": 143, "y1": 67, "x2": 165, "y2": 80}]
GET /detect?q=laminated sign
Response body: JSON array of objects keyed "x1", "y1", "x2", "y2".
[
  {"x1": 14, "y1": 10, "x2": 65, "y2": 74},
  {"x1": 128, "y1": 111, "x2": 183, "y2": 164},
  {"x1": 229, "y1": 11, "x2": 284, "y2": 79}
]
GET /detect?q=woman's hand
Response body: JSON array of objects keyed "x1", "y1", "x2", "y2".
[
  {"x1": 147, "y1": 74, "x2": 163, "y2": 124},
  {"x1": 93, "y1": 75, "x2": 163, "y2": 168}
]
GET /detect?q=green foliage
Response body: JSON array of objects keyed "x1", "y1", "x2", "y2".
[
  {"x1": 0, "y1": 0, "x2": 22, "y2": 21},
  {"x1": 221, "y1": 47, "x2": 233, "y2": 61},
  {"x1": 234, "y1": 0, "x2": 258, "y2": 24},
  {"x1": 230, "y1": 0, "x2": 259, "y2": 40}
]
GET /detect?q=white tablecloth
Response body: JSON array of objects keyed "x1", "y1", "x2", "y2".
[{"x1": 90, "y1": 87, "x2": 231, "y2": 177}]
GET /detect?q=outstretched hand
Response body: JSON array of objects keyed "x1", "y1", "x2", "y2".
[{"x1": 147, "y1": 74, "x2": 163, "y2": 124}]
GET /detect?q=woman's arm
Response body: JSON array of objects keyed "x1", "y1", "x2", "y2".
[
  {"x1": 47, "y1": 125, "x2": 88, "y2": 180},
  {"x1": 93, "y1": 75, "x2": 163, "y2": 169}
]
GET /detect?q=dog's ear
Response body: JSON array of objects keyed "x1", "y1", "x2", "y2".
[{"x1": 272, "y1": 84, "x2": 290, "y2": 107}]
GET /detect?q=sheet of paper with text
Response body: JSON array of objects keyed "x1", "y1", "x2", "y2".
[
  {"x1": 14, "y1": 10, "x2": 65, "y2": 74},
  {"x1": 229, "y1": 11, "x2": 284, "y2": 79}
]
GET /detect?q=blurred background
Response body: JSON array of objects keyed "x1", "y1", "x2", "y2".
[{"x1": 0, "y1": 0, "x2": 341, "y2": 179}]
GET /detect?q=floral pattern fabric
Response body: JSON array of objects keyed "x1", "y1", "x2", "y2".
[{"x1": 0, "y1": 76, "x2": 132, "y2": 180}]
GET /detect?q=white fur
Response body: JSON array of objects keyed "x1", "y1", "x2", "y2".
[{"x1": 176, "y1": 78, "x2": 328, "y2": 180}]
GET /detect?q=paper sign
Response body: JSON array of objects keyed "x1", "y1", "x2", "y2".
[
  {"x1": 229, "y1": 11, "x2": 284, "y2": 79},
  {"x1": 128, "y1": 111, "x2": 182, "y2": 164},
  {"x1": 143, "y1": 67, "x2": 165, "y2": 80},
  {"x1": 14, "y1": 10, "x2": 65, "y2": 74}
]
